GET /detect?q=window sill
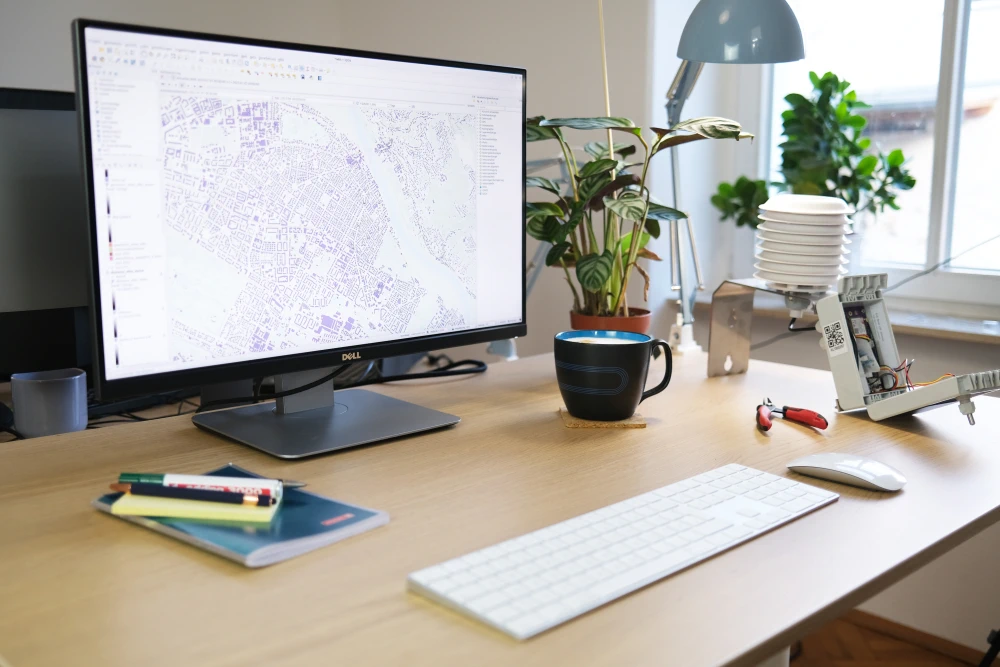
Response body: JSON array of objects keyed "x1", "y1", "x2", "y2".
[{"x1": 703, "y1": 303, "x2": 1000, "y2": 346}]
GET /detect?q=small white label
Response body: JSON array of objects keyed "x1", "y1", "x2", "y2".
[{"x1": 824, "y1": 321, "x2": 848, "y2": 357}]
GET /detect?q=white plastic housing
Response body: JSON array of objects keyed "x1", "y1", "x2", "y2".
[{"x1": 817, "y1": 274, "x2": 999, "y2": 422}]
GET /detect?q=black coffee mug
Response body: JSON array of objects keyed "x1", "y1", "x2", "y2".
[{"x1": 554, "y1": 330, "x2": 672, "y2": 421}]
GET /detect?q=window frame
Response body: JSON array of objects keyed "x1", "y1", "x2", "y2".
[{"x1": 756, "y1": 0, "x2": 1000, "y2": 318}]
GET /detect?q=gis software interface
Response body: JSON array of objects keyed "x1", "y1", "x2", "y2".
[{"x1": 81, "y1": 26, "x2": 524, "y2": 381}]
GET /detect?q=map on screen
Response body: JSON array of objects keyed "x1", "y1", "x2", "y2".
[
  {"x1": 82, "y1": 27, "x2": 523, "y2": 380},
  {"x1": 161, "y1": 98, "x2": 477, "y2": 362}
]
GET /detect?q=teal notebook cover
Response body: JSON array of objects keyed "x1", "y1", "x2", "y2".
[{"x1": 94, "y1": 464, "x2": 389, "y2": 567}]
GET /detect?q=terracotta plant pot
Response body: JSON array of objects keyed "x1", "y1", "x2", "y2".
[{"x1": 569, "y1": 308, "x2": 651, "y2": 335}]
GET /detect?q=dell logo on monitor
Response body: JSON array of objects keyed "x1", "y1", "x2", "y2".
[{"x1": 342, "y1": 351, "x2": 361, "y2": 361}]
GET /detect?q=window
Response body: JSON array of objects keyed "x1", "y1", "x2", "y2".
[{"x1": 766, "y1": 0, "x2": 1000, "y2": 315}]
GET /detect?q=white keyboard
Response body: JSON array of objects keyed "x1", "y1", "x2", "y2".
[{"x1": 407, "y1": 464, "x2": 838, "y2": 640}]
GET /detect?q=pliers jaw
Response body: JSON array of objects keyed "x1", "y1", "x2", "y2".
[{"x1": 756, "y1": 398, "x2": 776, "y2": 432}]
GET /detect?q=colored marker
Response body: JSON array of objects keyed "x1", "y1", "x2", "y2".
[
  {"x1": 110, "y1": 482, "x2": 275, "y2": 506},
  {"x1": 116, "y1": 473, "x2": 303, "y2": 498}
]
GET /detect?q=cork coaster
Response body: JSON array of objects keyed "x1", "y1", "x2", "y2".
[{"x1": 558, "y1": 408, "x2": 646, "y2": 429}]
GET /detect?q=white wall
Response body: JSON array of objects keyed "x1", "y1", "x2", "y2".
[
  {"x1": 335, "y1": 0, "x2": 655, "y2": 358},
  {"x1": 0, "y1": 0, "x2": 345, "y2": 92}
]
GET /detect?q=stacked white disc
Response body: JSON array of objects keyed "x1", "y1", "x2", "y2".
[{"x1": 754, "y1": 193, "x2": 852, "y2": 292}]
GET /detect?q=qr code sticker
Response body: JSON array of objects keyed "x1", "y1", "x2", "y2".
[{"x1": 824, "y1": 321, "x2": 849, "y2": 357}]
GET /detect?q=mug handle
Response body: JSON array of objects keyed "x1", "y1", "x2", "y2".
[{"x1": 640, "y1": 339, "x2": 673, "y2": 403}]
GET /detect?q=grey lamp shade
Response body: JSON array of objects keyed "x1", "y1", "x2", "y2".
[{"x1": 677, "y1": 0, "x2": 805, "y2": 64}]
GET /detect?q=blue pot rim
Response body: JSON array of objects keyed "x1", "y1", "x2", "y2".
[{"x1": 555, "y1": 330, "x2": 650, "y2": 343}]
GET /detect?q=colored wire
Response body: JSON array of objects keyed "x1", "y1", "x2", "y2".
[
  {"x1": 913, "y1": 373, "x2": 955, "y2": 387},
  {"x1": 877, "y1": 365, "x2": 899, "y2": 390},
  {"x1": 894, "y1": 359, "x2": 914, "y2": 389},
  {"x1": 854, "y1": 334, "x2": 871, "y2": 342}
]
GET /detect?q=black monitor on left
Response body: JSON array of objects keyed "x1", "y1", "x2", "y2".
[{"x1": 0, "y1": 88, "x2": 92, "y2": 380}]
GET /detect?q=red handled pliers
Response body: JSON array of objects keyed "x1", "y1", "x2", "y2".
[{"x1": 756, "y1": 397, "x2": 828, "y2": 432}]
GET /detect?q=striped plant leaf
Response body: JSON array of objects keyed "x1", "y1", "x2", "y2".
[
  {"x1": 668, "y1": 116, "x2": 744, "y2": 138},
  {"x1": 540, "y1": 117, "x2": 641, "y2": 136},
  {"x1": 527, "y1": 116, "x2": 561, "y2": 142},
  {"x1": 575, "y1": 250, "x2": 615, "y2": 292},
  {"x1": 545, "y1": 242, "x2": 573, "y2": 267},
  {"x1": 578, "y1": 171, "x2": 612, "y2": 205},
  {"x1": 575, "y1": 158, "x2": 621, "y2": 182},
  {"x1": 525, "y1": 176, "x2": 562, "y2": 194},
  {"x1": 526, "y1": 216, "x2": 560, "y2": 242},
  {"x1": 645, "y1": 201, "x2": 687, "y2": 221},
  {"x1": 650, "y1": 117, "x2": 754, "y2": 155},
  {"x1": 584, "y1": 141, "x2": 637, "y2": 159},
  {"x1": 552, "y1": 204, "x2": 585, "y2": 244},
  {"x1": 603, "y1": 191, "x2": 647, "y2": 222},
  {"x1": 526, "y1": 202, "x2": 563, "y2": 222},
  {"x1": 586, "y1": 174, "x2": 641, "y2": 211}
]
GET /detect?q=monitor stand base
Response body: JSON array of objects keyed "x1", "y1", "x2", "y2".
[{"x1": 192, "y1": 388, "x2": 460, "y2": 459}]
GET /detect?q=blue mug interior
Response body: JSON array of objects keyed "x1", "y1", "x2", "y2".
[{"x1": 555, "y1": 330, "x2": 650, "y2": 343}]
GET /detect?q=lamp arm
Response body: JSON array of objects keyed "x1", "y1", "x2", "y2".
[{"x1": 665, "y1": 59, "x2": 704, "y2": 126}]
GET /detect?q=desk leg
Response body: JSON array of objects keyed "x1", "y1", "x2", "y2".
[{"x1": 754, "y1": 646, "x2": 790, "y2": 667}]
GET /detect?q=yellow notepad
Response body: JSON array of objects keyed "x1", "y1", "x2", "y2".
[{"x1": 111, "y1": 493, "x2": 278, "y2": 524}]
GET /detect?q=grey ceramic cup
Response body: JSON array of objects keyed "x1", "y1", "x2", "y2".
[{"x1": 11, "y1": 368, "x2": 88, "y2": 438}]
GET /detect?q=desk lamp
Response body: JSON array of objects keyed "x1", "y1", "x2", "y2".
[{"x1": 666, "y1": 0, "x2": 804, "y2": 352}]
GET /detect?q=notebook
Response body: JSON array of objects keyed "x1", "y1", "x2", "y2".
[{"x1": 94, "y1": 464, "x2": 389, "y2": 567}]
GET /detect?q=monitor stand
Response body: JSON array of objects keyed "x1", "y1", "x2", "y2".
[{"x1": 192, "y1": 368, "x2": 460, "y2": 459}]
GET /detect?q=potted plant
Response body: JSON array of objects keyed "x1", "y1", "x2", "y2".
[
  {"x1": 711, "y1": 71, "x2": 916, "y2": 229},
  {"x1": 527, "y1": 115, "x2": 752, "y2": 334}
]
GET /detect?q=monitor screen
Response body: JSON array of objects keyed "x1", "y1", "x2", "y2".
[
  {"x1": 0, "y1": 93, "x2": 89, "y2": 314},
  {"x1": 77, "y1": 25, "x2": 524, "y2": 386}
]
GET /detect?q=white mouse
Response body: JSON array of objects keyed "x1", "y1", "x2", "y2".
[{"x1": 787, "y1": 452, "x2": 906, "y2": 492}]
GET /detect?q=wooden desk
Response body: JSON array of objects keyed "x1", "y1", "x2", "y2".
[{"x1": 1, "y1": 353, "x2": 999, "y2": 667}]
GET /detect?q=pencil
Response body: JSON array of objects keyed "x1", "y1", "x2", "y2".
[{"x1": 110, "y1": 482, "x2": 276, "y2": 506}]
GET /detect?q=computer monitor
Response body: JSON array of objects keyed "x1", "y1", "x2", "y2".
[
  {"x1": 0, "y1": 88, "x2": 92, "y2": 380},
  {"x1": 72, "y1": 20, "x2": 526, "y2": 457}
]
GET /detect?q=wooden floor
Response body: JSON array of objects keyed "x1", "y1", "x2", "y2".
[{"x1": 795, "y1": 617, "x2": 974, "y2": 666}]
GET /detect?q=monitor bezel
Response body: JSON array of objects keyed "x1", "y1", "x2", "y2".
[{"x1": 72, "y1": 18, "x2": 526, "y2": 400}]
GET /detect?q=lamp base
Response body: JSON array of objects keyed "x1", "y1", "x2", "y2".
[{"x1": 669, "y1": 315, "x2": 702, "y2": 354}]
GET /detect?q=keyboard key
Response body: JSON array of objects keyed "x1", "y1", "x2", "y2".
[
  {"x1": 410, "y1": 568, "x2": 445, "y2": 586},
  {"x1": 450, "y1": 571, "x2": 475, "y2": 586},
  {"x1": 723, "y1": 526, "x2": 754, "y2": 540},
  {"x1": 451, "y1": 584, "x2": 489, "y2": 604},
  {"x1": 489, "y1": 605, "x2": 522, "y2": 623},
  {"x1": 704, "y1": 533, "x2": 733, "y2": 547},
  {"x1": 784, "y1": 498, "x2": 815, "y2": 513},
  {"x1": 692, "y1": 518, "x2": 732, "y2": 536}
]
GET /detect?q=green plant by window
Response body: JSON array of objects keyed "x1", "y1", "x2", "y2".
[
  {"x1": 712, "y1": 71, "x2": 917, "y2": 228},
  {"x1": 527, "y1": 116, "x2": 751, "y2": 316}
]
